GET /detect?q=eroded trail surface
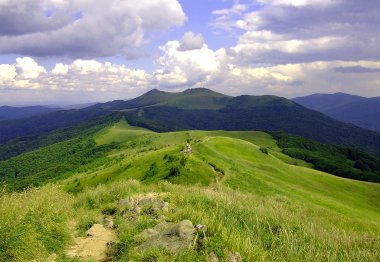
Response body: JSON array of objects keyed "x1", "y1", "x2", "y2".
[{"x1": 66, "y1": 223, "x2": 116, "y2": 261}]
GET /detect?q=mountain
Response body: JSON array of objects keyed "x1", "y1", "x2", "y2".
[
  {"x1": 1, "y1": 118, "x2": 379, "y2": 261},
  {"x1": 2, "y1": 88, "x2": 380, "y2": 157},
  {"x1": 0, "y1": 105, "x2": 60, "y2": 120},
  {"x1": 63, "y1": 102, "x2": 97, "y2": 110},
  {"x1": 91, "y1": 88, "x2": 380, "y2": 156},
  {"x1": 293, "y1": 93, "x2": 380, "y2": 131},
  {"x1": 94, "y1": 88, "x2": 232, "y2": 110},
  {"x1": 0, "y1": 108, "x2": 117, "y2": 144}
]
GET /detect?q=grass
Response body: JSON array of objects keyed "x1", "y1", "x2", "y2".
[
  {"x1": 0, "y1": 186, "x2": 73, "y2": 261},
  {"x1": 0, "y1": 119, "x2": 379, "y2": 261},
  {"x1": 94, "y1": 118, "x2": 153, "y2": 145}
]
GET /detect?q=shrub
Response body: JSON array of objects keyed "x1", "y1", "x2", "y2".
[
  {"x1": 260, "y1": 147, "x2": 269, "y2": 154},
  {"x1": 167, "y1": 166, "x2": 181, "y2": 178},
  {"x1": 144, "y1": 163, "x2": 159, "y2": 179}
]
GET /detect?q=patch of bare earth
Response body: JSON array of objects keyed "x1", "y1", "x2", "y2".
[{"x1": 66, "y1": 223, "x2": 116, "y2": 261}]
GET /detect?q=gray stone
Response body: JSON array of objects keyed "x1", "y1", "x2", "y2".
[
  {"x1": 208, "y1": 252, "x2": 219, "y2": 262},
  {"x1": 170, "y1": 220, "x2": 194, "y2": 238},
  {"x1": 103, "y1": 217, "x2": 114, "y2": 229},
  {"x1": 137, "y1": 220, "x2": 196, "y2": 253},
  {"x1": 138, "y1": 197, "x2": 165, "y2": 207},
  {"x1": 228, "y1": 252, "x2": 242, "y2": 262},
  {"x1": 130, "y1": 206, "x2": 141, "y2": 215},
  {"x1": 161, "y1": 201, "x2": 169, "y2": 212},
  {"x1": 118, "y1": 197, "x2": 133, "y2": 207}
]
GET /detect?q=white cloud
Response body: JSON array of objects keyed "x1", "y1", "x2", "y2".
[
  {"x1": 1, "y1": 44, "x2": 380, "y2": 105},
  {"x1": 179, "y1": 32, "x2": 205, "y2": 51},
  {"x1": 0, "y1": 0, "x2": 187, "y2": 58},
  {"x1": 257, "y1": 0, "x2": 338, "y2": 7},
  {"x1": 211, "y1": 3, "x2": 248, "y2": 31},
  {"x1": 156, "y1": 40, "x2": 226, "y2": 86},
  {"x1": 71, "y1": 60, "x2": 103, "y2": 74},
  {"x1": 15, "y1": 57, "x2": 46, "y2": 79},
  {"x1": 51, "y1": 63, "x2": 69, "y2": 75},
  {"x1": 211, "y1": 0, "x2": 380, "y2": 64},
  {"x1": 0, "y1": 64, "x2": 17, "y2": 82}
]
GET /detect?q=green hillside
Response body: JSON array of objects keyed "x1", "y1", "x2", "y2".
[
  {"x1": 1, "y1": 119, "x2": 379, "y2": 261},
  {"x1": 94, "y1": 88, "x2": 380, "y2": 157},
  {"x1": 95, "y1": 88, "x2": 231, "y2": 110}
]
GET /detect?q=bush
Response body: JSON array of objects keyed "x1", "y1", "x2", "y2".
[
  {"x1": 260, "y1": 147, "x2": 269, "y2": 154},
  {"x1": 144, "y1": 163, "x2": 159, "y2": 179},
  {"x1": 167, "y1": 166, "x2": 181, "y2": 178}
]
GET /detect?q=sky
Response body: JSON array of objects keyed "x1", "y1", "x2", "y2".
[{"x1": 0, "y1": 0, "x2": 380, "y2": 106}]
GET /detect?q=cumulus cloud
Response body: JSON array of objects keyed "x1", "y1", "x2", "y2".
[
  {"x1": 0, "y1": 0, "x2": 187, "y2": 58},
  {"x1": 256, "y1": 0, "x2": 337, "y2": 7},
  {"x1": 0, "y1": 64, "x2": 17, "y2": 82},
  {"x1": 156, "y1": 40, "x2": 226, "y2": 87},
  {"x1": 179, "y1": 32, "x2": 205, "y2": 51},
  {"x1": 212, "y1": 0, "x2": 380, "y2": 64},
  {"x1": 15, "y1": 57, "x2": 46, "y2": 79},
  {"x1": 51, "y1": 63, "x2": 69, "y2": 75},
  {"x1": 1, "y1": 52, "x2": 380, "y2": 105}
]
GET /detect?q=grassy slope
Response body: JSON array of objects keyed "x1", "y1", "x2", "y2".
[{"x1": 1, "y1": 119, "x2": 379, "y2": 261}]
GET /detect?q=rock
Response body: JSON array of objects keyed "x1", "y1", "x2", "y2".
[
  {"x1": 137, "y1": 220, "x2": 196, "y2": 253},
  {"x1": 118, "y1": 197, "x2": 134, "y2": 207},
  {"x1": 228, "y1": 252, "x2": 242, "y2": 262},
  {"x1": 156, "y1": 214, "x2": 166, "y2": 220},
  {"x1": 135, "y1": 228, "x2": 159, "y2": 242},
  {"x1": 154, "y1": 221, "x2": 169, "y2": 231},
  {"x1": 166, "y1": 220, "x2": 195, "y2": 238},
  {"x1": 161, "y1": 201, "x2": 169, "y2": 212},
  {"x1": 138, "y1": 197, "x2": 165, "y2": 208},
  {"x1": 120, "y1": 193, "x2": 169, "y2": 219},
  {"x1": 103, "y1": 217, "x2": 114, "y2": 229},
  {"x1": 48, "y1": 253, "x2": 57, "y2": 262},
  {"x1": 130, "y1": 206, "x2": 141, "y2": 215},
  {"x1": 208, "y1": 252, "x2": 219, "y2": 262}
]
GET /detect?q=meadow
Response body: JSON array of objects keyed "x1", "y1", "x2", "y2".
[{"x1": 0, "y1": 119, "x2": 379, "y2": 261}]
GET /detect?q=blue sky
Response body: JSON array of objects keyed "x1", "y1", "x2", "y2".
[{"x1": 0, "y1": 0, "x2": 380, "y2": 105}]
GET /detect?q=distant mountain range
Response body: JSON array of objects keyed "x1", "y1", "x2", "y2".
[
  {"x1": 0, "y1": 102, "x2": 98, "y2": 122},
  {"x1": 2, "y1": 88, "x2": 380, "y2": 156},
  {"x1": 93, "y1": 88, "x2": 380, "y2": 156},
  {"x1": 0, "y1": 106, "x2": 60, "y2": 121},
  {"x1": 293, "y1": 93, "x2": 380, "y2": 131}
]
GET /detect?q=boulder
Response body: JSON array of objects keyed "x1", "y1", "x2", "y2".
[{"x1": 136, "y1": 220, "x2": 195, "y2": 253}]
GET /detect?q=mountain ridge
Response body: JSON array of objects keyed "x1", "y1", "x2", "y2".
[
  {"x1": 91, "y1": 88, "x2": 380, "y2": 155},
  {"x1": 0, "y1": 105, "x2": 60, "y2": 120},
  {"x1": 293, "y1": 92, "x2": 380, "y2": 131}
]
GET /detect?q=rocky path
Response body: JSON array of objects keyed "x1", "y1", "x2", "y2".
[{"x1": 66, "y1": 221, "x2": 116, "y2": 261}]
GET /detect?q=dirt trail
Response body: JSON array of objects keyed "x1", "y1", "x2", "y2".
[{"x1": 66, "y1": 223, "x2": 116, "y2": 261}]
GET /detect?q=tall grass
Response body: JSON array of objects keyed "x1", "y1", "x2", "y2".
[
  {"x1": 0, "y1": 186, "x2": 73, "y2": 261},
  {"x1": 73, "y1": 180, "x2": 380, "y2": 261}
]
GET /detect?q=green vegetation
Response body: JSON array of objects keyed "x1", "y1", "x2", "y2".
[
  {"x1": 0, "y1": 119, "x2": 379, "y2": 261},
  {"x1": 0, "y1": 115, "x2": 121, "y2": 191},
  {"x1": 95, "y1": 118, "x2": 153, "y2": 145},
  {"x1": 95, "y1": 88, "x2": 232, "y2": 110},
  {"x1": 271, "y1": 132, "x2": 380, "y2": 182},
  {"x1": 0, "y1": 113, "x2": 120, "y2": 161},
  {"x1": 0, "y1": 185, "x2": 73, "y2": 261}
]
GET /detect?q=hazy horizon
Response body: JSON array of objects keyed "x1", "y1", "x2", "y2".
[{"x1": 1, "y1": 87, "x2": 378, "y2": 108}]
